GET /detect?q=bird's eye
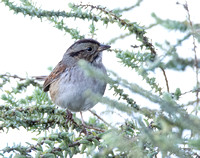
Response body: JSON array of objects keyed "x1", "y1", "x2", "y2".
[{"x1": 87, "y1": 47, "x2": 93, "y2": 51}]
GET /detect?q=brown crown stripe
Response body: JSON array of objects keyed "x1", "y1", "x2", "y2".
[{"x1": 68, "y1": 39, "x2": 100, "y2": 50}]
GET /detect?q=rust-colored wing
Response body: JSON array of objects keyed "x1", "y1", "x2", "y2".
[{"x1": 43, "y1": 61, "x2": 67, "y2": 92}]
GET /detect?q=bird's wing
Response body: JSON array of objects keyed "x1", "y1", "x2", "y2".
[{"x1": 43, "y1": 61, "x2": 67, "y2": 92}]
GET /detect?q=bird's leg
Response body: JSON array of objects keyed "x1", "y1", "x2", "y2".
[
  {"x1": 65, "y1": 109, "x2": 73, "y2": 124},
  {"x1": 80, "y1": 111, "x2": 90, "y2": 135},
  {"x1": 80, "y1": 111, "x2": 86, "y2": 126}
]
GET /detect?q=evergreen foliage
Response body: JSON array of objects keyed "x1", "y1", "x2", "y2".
[{"x1": 1, "y1": 0, "x2": 200, "y2": 157}]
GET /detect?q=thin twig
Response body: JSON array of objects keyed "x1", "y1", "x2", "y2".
[
  {"x1": 184, "y1": 1, "x2": 199, "y2": 115},
  {"x1": 160, "y1": 67, "x2": 170, "y2": 93},
  {"x1": 0, "y1": 73, "x2": 47, "y2": 81},
  {"x1": 181, "y1": 88, "x2": 200, "y2": 96},
  {"x1": 80, "y1": 111, "x2": 105, "y2": 132},
  {"x1": 0, "y1": 73, "x2": 26, "y2": 81},
  {"x1": 84, "y1": 124, "x2": 105, "y2": 132},
  {"x1": 89, "y1": 109, "x2": 112, "y2": 127},
  {"x1": 32, "y1": 75, "x2": 47, "y2": 81},
  {"x1": 181, "y1": 89, "x2": 193, "y2": 96}
]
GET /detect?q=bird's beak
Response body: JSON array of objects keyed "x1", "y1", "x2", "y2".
[{"x1": 98, "y1": 44, "x2": 111, "y2": 52}]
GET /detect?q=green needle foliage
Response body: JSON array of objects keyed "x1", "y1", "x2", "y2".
[{"x1": 1, "y1": 0, "x2": 200, "y2": 157}]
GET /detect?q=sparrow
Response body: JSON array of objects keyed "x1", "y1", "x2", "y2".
[{"x1": 43, "y1": 39, "x2": 110, "y2": 125}]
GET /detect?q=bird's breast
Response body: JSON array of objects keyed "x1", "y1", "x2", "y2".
[{"x1": 49, "y1": 64, "x2": 107, "y2": 112}]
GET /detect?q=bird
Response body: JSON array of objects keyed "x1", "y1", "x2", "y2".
[{"x1": 43, "y1": 39, "x2": 110, "y2": 126}]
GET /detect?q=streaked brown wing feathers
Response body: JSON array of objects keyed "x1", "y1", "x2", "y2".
[{"x1": 43, "y1": 61, "x2": 67, "y2": 92}]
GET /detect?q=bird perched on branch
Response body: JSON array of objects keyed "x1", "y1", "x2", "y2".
[{"x1": 43, "y1": 39, "x2": 110, "y2": 126}]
